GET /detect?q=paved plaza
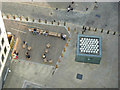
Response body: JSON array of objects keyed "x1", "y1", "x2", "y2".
[
  {"x1": 4, "y1": 20, "x2": 69, "y2": 66},
  {"x1": 1, "y1": 2, "x2": 119, "y2": 88}
]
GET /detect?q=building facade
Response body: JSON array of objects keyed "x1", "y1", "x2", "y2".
[{"x1": 0, "y1": 11, "x2": 10, "y2": 89}]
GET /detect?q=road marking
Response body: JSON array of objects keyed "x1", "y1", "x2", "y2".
[{"x1": 11, "y1": 28, "x2": 26, "y2": 33}]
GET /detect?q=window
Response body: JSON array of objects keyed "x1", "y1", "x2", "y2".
[
  {"x1": 0, "y1": 63, "x2": 1, "y2": 70},
  {"x1": 2, "y1": 54, "x2": 4, "y2": 62},
  {"x1": 1, "y1": 38, "x2": 4, "y2": 46},
  {"x1": 0, "y1": 46, "x2": 1, "y2": 52},
  {"x1": 4, "y1": 46, "x2": 7, "y2": 54},
  {"x1": 0, "y1": 28, "x2": 1, "y2": 35}
]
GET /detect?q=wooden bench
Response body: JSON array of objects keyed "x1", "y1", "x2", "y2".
[
  {"x1": 49, "y1": 59, "x2": 53, "y2": 64},
  {"x1": 43, "y1": 58, "x2": 47, "y2": 63},
  {"x1": 27, "y1": 46, "x2": 31, "y2": 51},
  {"x1": 57, "y1": 33, "x2": 61, "y2": 38},
  {"x1": 36, "y1": 29, "x2": 39, "y2": 33},
  {"x1": 45, "y1": 49, "x2": 48, "y2": 53},
  {"x1": 39, "y1": 30, "x2": 44, "y2": 34},
  {"x1": 46, "y1": 43, "x2": 50, "y2": 48},
  {"x1": 48, "y1": 32, "x2": 58, "y2": 37}
]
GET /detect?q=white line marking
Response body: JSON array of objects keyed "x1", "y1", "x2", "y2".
[{"x1": 11, "y1": 28, "x2": 26, "y2": 33}]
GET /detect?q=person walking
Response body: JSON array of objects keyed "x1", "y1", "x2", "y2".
[{"x1": 33, "y1": 28, "x2": 37, "y2": 35}]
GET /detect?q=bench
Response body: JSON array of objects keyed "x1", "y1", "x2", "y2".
[
  {"x1": 46, "y1": 43, "x2": 50, "y2": 48},
  {"x1": 45, "y1": 49, "x2": 48, "y2": 53},
  {"x1": 57, "y1": 33, "x2": 61, "y2": 38},
  {"x1": 48, "y1": 32, "x2": 58, "y2": 37},
  {"x1": 49, "y1": 59, "x2": 53, "y2": 64},
  {"x1": 43, "y1": 58, "x2": 47, "y2": 63},
  {"x1": 39, "y1": 30, "x2": 44, "y2": 34}
]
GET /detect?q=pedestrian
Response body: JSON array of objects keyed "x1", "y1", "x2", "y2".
[
  {"x1": 67, "y1": 5, "x2": 71, "y2": 12},
  {"x1": 16, "y1": 52, "x2": 19, "y2": 57},
  {"x1": 42, "y1": 54, "x2": 46, "y2": 59},
  {"x1": 14, "y1": 50, "x2": 17, "y2": 54},
  {"x1": 61, "y1": 33, "x2": 63, "y2": 39},
  {"x1": 72, "y1": 1, "x2": 74, "y2": 4},
  {"x1": 71, "y1": 7, "x2": 73, "y2": 11},
  {"x1": 67, "y1": 8, "x2": 71, "y2": 12},
  {"x1": 56, "y1": 8, "x2": 58, "y2": 10},
  {"x1": 86, "y1": 8, "x2": 88, "y2": 11},
  {"x1": 13, "y1": 53, "x2": 17, "y2": 59},
  {"x1": 43, "y1": 31, "x2": 46, "y2": 36},
  {"x1": 33, "y1": 28, "x2": 37, "y2": 35},
  {"x1": 68, "y1": 5, "x2": 71, "y2": 8},
  {"x1": 25, "y1": 52, "x2": 31, "y2": 60},
  {"x1": 45, "y1": 31, "x2": 49, "y2": 36},
  {"x1": 22, "y1": 41, "x2": 26, "y2": 49},
  {"x1": 84, "y1": 27, "x2": 87, "y2": 32},
  {"x1": 25, "y1": 41, "x2": 28, "y2": 47},
  {"x1": 63, "y1": 34, "x2": 67, "y2": 40}
]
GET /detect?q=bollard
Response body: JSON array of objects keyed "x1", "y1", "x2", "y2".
[
  {"x1": 64, "y1": 48, "x2": 66, "y2": 52},
  {"x1": 107, "y1": 30, "x2": 109, "y2": 34},
  {"x1": 64, "y1": 22, "x2": 66, "y2": 26},
  {"x1": 82, "y1": 31, "x2": 84, "y2": 34},
  {"x1": 68, "y1": 27, "x2": 70, "y2": 31},
  {"x1": 56, "y1": 65, "x2": 58, "y2": 68},
  {"x1": 51, "y1": 21, "x2": 53, "y2": 24},
  {"x1": 86, "y1": 26, "x2": 89, "y2": 30},
  {"x1": 13, "y1": 15, "x2": 16, "y2": 19},
  {"x1": 95, "y1": 28, "x2": 97, "y2": 31},
  {"x1": 58, "y1": 58, "x2": 61, "y2": 63},
  {"x1": 68, "y1": 37, "x2": 70, "y2": 42},
  {"x1": 61, "y1": 53, "x2": 63, "y2": 57},
  {"x1": 26, "y1": 17, "x2": 29, "y2": 21},
  {"x1": 2, "y1": 13, "x2": 3, "y2": 17},
  {"x1": 88, "y1": 27, "x2": 91, "y2": 30},
  {"x1": 33, "y1": 18, "x2": 35, "y2": 22},
  {"x1": 113, "y1": 32, "x2": 116, "y2": 35},
  {"x1": 45, "y1": 20, "x2": 47, "y2": 24},
  {"x1": 82, "y1": 26, "x2": 85, "y2": 29},
  {"x1": 66, "y1": 43, "x2": 68, "y2": 47},
  {"x1": 58, "y1": 22, "x2": 60, "y2": 25},
  {"x1": 101, "y1": 29, "x2": 103, "y2": 33},
  {"x1": 7, "y1": 15, "x2": 9, "y2": 19},
  {"x1": 74, "y1": 28, "x2": 76, "y2": 32},
  {"x1": 38, "y1": 19, "x2": 41, "y2": 23},
  {"x1": 20, "y1": 16, "x2": 22, "y2": 21}
]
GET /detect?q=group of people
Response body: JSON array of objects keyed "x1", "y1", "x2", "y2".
[
  {"x1": 25, "y1": 51, "x2": 31, "y2": 60},
  {"x1": 32, "y1": 28, "x2": 49, "y2": 36},
  {"x1": 22, "y1": 41, "x2": 31, "y2": 60},
  {"x1": 67, "y1": 2, "x2": 74, "y2": 12}
]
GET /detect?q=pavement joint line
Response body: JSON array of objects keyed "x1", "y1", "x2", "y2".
[{"x1": 11, "y1": 28, "x2": 27, "y2": 34}]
